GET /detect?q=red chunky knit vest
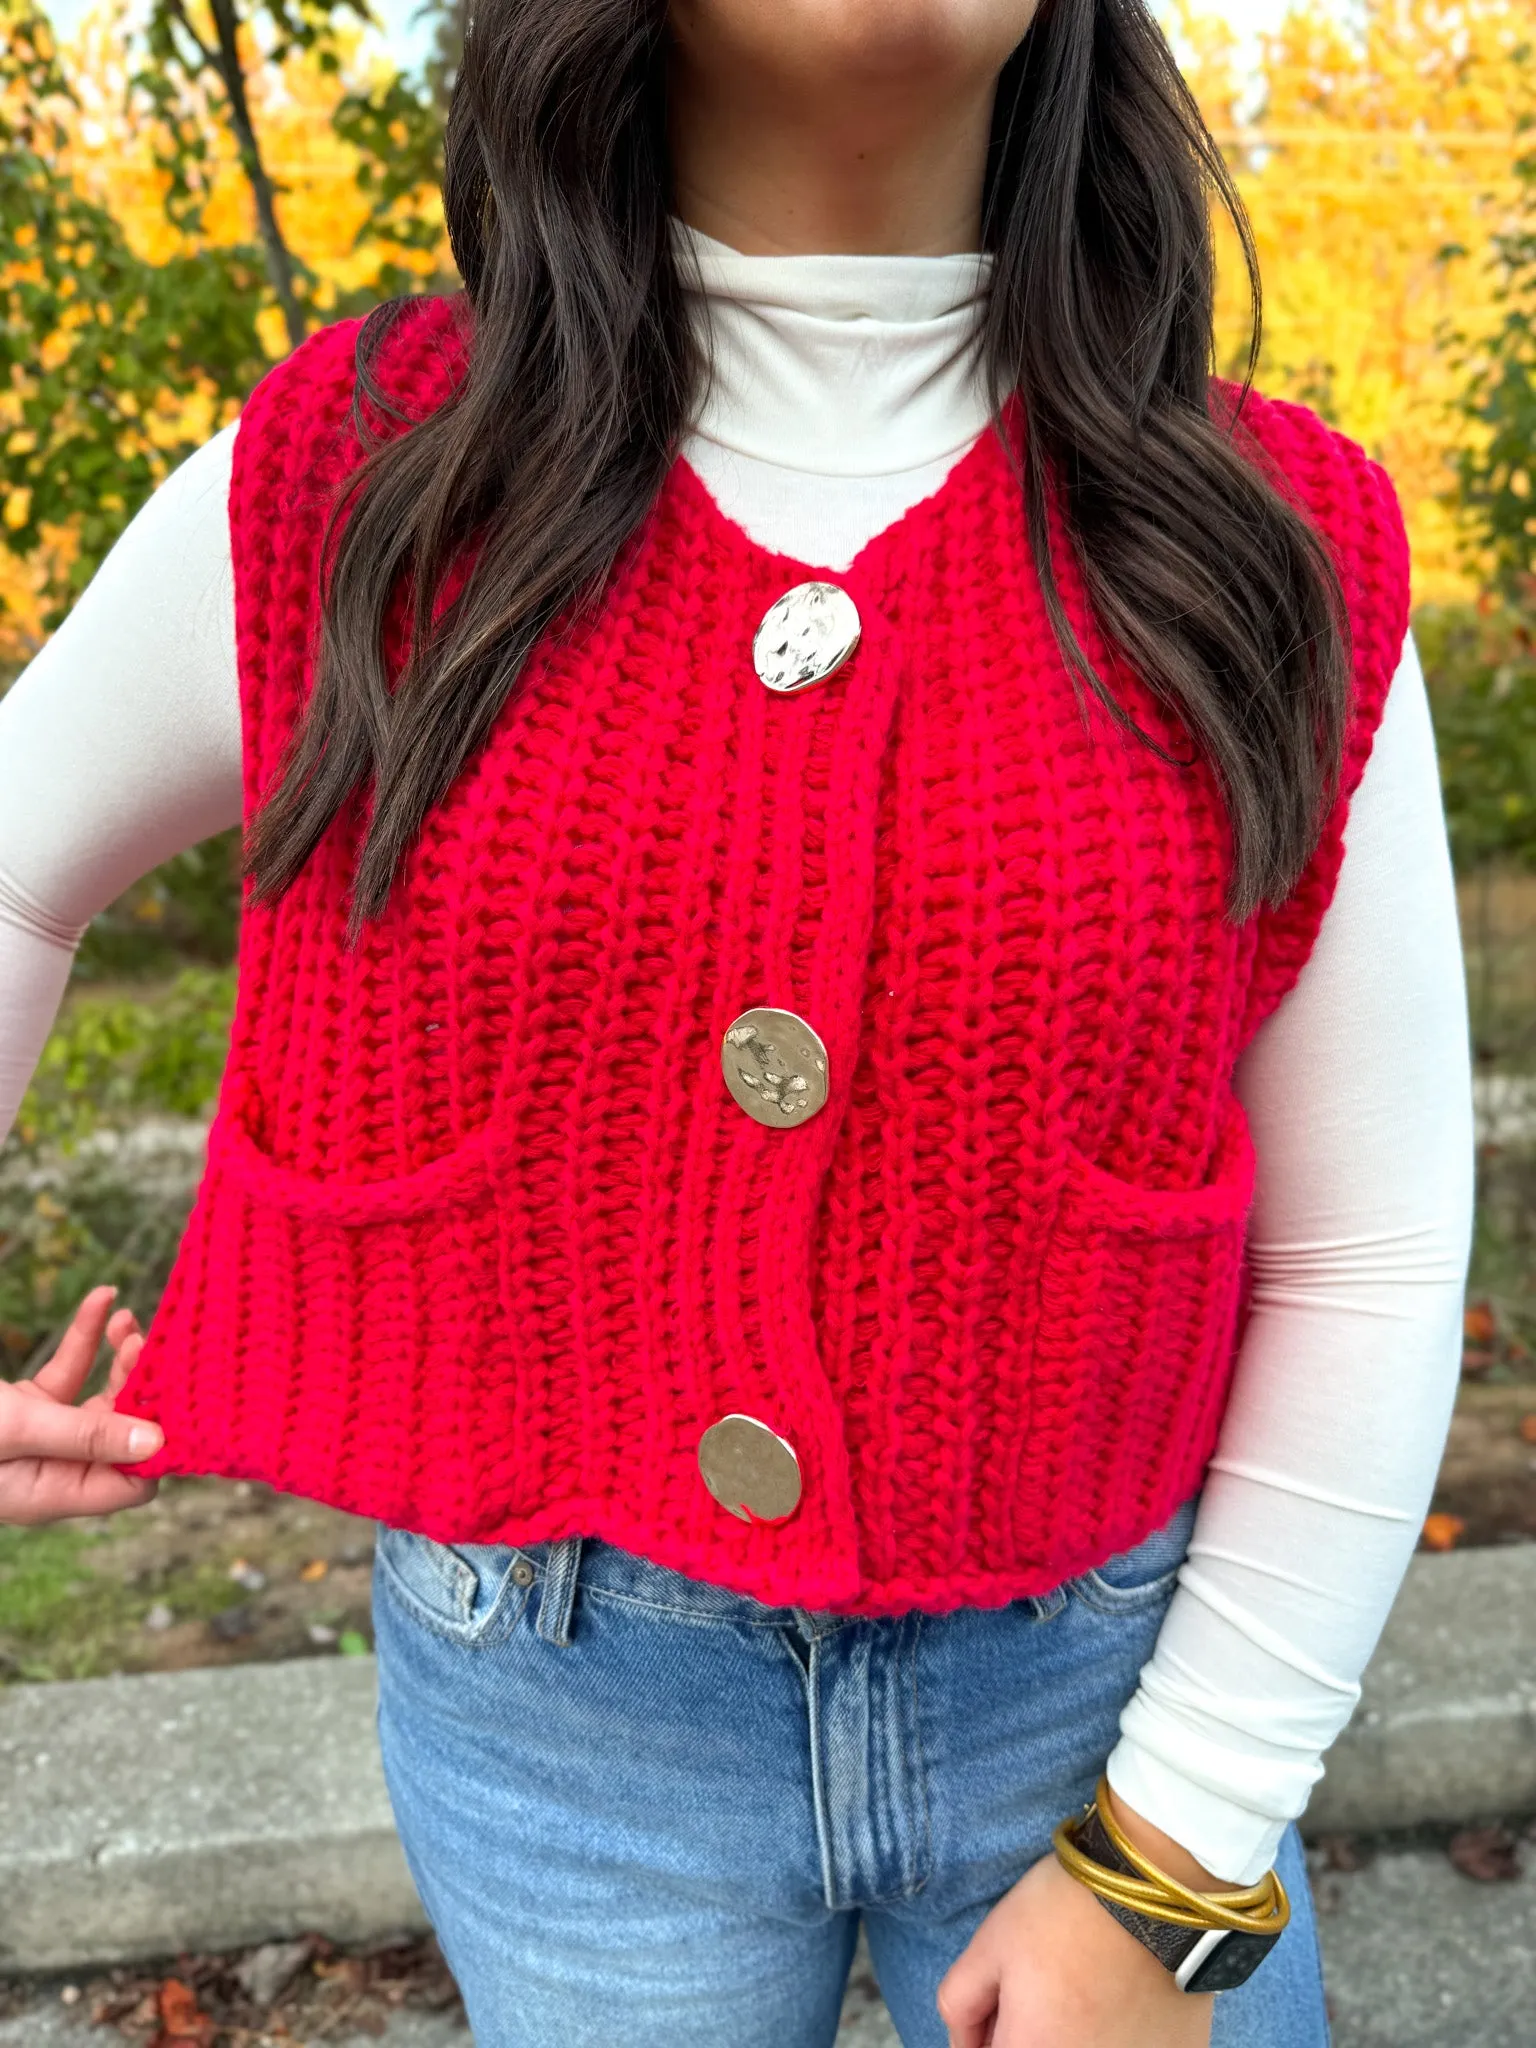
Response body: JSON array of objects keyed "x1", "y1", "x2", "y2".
[{"x1": 119, "y1": 300, "x2": 1409, "y2": 1614}]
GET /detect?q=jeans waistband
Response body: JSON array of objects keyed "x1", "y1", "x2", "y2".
[
  {"x1": 505, "y1": 1488, "x2": 1199, "y2": 1645},
  {"x1": 516, "y1": 1532, "x2": 866, "y2": 1642}
]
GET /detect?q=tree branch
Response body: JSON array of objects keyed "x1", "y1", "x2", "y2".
[
  {"x1": 162, "y1": 0, "x2": 217, "y2": 75},
  {"x1": 204, "y1": 0, "x2": 306, "y2": 350}
]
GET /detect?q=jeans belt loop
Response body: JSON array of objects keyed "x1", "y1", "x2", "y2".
[{"x1": 536, "y1": 1536, "x2": 584, "y2": 1647}]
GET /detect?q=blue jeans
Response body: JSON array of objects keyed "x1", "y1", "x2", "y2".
[{"x1": 372, "y1": 1496, "x2": 1328, "y2": 2047}]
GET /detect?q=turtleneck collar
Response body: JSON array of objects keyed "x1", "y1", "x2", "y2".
[{"x1": 675, "y1": 221, "x2": 995, "y2": 481}]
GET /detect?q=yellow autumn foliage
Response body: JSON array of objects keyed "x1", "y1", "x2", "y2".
[
  {"x1": 1175, "y1": 0, "x2": 1533, "y2": 602},
  {"x1": 0, "y1": 3, "x2": 447, "y2": 669},
  {"x1": 0, "y1": 535, "x2": 70, "y2": 666},
  {"x1": 4, "y1": 0, "x2": 1533, "y2": 670},
  {"x1": 58, "y1": 6, "x2": 447, "y2": 301}
]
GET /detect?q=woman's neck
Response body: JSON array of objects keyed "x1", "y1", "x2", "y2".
[
  {"x1": 665, "y1": 5, "x2": 1007, "y2": 256},
  {"x1": 668, "y1": 113, "x2": 992, "y2": 258},
  {"x1": 678, "y1": 224, "x2": 993, "y2": 479}
]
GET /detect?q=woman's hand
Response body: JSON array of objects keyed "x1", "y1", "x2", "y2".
[
  {"x1": 0, "y1": 1286, "x2": 162, "y2": 1525},
  {"x1": 937, "y1": 1791, "x2": 1222, "y2": 2048}
]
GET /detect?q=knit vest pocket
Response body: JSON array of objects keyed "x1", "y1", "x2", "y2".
[
  {"x1": 206, "y1": 1094, "x2": 502, "y2": 1222},
  {"x1": 1029, "y1": 1092, "x2": 1256, "y2": 1542},
  {"x1": 114, "y1": 1096, "x2": 514, "y2": 1530}
]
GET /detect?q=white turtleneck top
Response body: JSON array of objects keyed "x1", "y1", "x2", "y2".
[{"x1": 0, "y1": 227, "x2": 1474, "y2": 1885}]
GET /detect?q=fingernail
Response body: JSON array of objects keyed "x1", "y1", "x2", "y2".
[{"x1": 127, "y1": 1425, "x2": 163, "y2": 1457}]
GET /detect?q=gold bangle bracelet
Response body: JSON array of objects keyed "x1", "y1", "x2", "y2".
[
  {"x1": 1051, "y1": 1777, "x2": 1292, "y2": 1937},
  {"x1": 1093, "y1": 1777, "x2": 1282, "y2": 1918},
  {"x1": 1052, "y1": 1821, "x2": 1288, "y2": 1933}
]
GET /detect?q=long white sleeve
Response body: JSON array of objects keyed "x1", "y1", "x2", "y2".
[
  {"x1": 0, "y1": 249, "x2": 1474, "y2": 1891},
  {"x1": 1106, "y1": 628, "x2": 1475, "y2": 1882},
  {"x1": 0, "y1": 424, "x2": 243, "y2": 1144}
]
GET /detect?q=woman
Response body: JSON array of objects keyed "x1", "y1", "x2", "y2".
[{"x1": 0, "y1": 1, "x2": 1472, "y2": 2044}]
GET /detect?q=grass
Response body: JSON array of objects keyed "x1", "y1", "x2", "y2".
[
  {"x1": 0, "y1": 968, "x2": 233, "y2": 1377},
  {"x1": 0, "y1": 1479, "x2": 380, "y2": 1687},
  {"x1": 9, "y1": 967, "x2": 234, "y2": 1155},
  {"x1": 0, "y1": 1518, "x2": 247, "y2": 1684}
]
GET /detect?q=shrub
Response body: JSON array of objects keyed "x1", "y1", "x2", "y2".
[
  {"x1": 1416, "y1": 601, "x2": 1536, "y2": 876},
  {"x1": 10, "y1": 967, "x2": 235, "y2": 1155}
]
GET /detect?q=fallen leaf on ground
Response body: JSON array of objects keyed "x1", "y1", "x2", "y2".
[
  {"x1": 314, "y1": 1956, "x2": 369, "y2": 1990},
  {"x1": 1464, "y1": 1301, "x2": 1497, "y2": 1345},
  {"x1": 1421, "y1": 1512, "x2": 1466, "y2": 1552},
  {"x1": 62, "y1": 1933, "x2": 461, "y2": 2044},
  {"x1": 1315, "y1": 1834, "x2": 1365, "y2": 1873},
  {"x1": 149, "y1": 1976, "x2": 216, "y2": 2046},
  {"x1": 1519, "y1": 1413, "x2": 1536, "y2": 1445},
  {"x1": 300, "y1": 1558, "x2": 329, "y2": 1582},
  {"x1": 159, "y1": 1980, "x2": 201, "y2": 2025},
  {"x1": 208, "y1": 1603, "x2": 258, "y2": 1642},
  {"x1": 1448, "y1": 1825, "x2": 1521, "y2": 1883}
]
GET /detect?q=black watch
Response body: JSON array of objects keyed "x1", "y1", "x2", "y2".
[{"x1": 1074, "y1": 1807, "x2": 1284, "y2": 1994}]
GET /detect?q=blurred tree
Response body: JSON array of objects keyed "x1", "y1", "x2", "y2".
[
  {"x1": 1453, "y1": 114, "x2": 1536, "y2": 614},
  {"x1": 1175, "y1": 0, "x2": 1533, "y2": 602},
  {"x1": 333, "y1": 0, "x2": 460, "y2": 298},
  {"x1": 2, "y1": 0, "x2": 453, "y2": 640},
  {"x1": 1429, "y1": 102, "x2": 1536, "y2": 880},
  {"x1": 1416, "y1": 605, "x2": 1536, "y2": 873},
  {"x1": 0, "y1": 0, "x2": 267, "y2": 625},
  {"x1": 1, "y1": 0, "x2": 456, "y2": 989},
  {"x1": 131, "y1": 0, "x2": 374, "y2": 349}
]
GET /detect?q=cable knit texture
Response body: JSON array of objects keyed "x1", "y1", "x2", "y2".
[{"x1": 117, "y1": 299, "x2": 1410, "y2": 1615}]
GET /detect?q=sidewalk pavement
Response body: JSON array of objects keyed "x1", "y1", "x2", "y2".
[{"x1": 4, "y1": 1855, "x2": 1534, "y2": 2048}]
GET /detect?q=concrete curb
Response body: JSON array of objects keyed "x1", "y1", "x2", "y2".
[
  {"x1": 1305, "y1": 1542, "x2": 1536, "y2": 1835},
  {"x1": 0, "y1": 1657, "x2": 425, "y2": 1972},
  {"x1": 1, "y1": 1547, "x2": 1532, "y2": 1973}
]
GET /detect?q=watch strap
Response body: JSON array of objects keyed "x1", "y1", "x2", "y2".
[
  {"x1": 1076, "y1": 1806, "x2": 1210, "y2": 1973},
  {"x1": 1073, "y1": 1807, "x2": 1283, "y2": 1993}
]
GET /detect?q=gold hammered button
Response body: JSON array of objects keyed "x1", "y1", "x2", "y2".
[
  {"x1": 697, "y1": 1414, "x2": 803, "y2": 1524},
  {"x1": 753, "y1": 583, "x2": 862, "y2": 694},
  {"x1": 721, "y1": 1008, "x2": 830, "y2": 1128}
]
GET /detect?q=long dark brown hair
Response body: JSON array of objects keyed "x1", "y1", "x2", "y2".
[{"x1": 245, "y1": 0, "x2": 1349, "y2": 938}]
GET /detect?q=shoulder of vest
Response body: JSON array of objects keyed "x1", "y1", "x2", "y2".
[
  {"x1": 1218, "y1": 382, "x2": 1414, "y2": 1038},
  {"x1": 233, "y1": 297, "x2": 469, "y2": 490},
  {"x1": 1208, "y1": 379, "x2": 1409, "y2": 599},
  {"x1": 1209, "y1": 377, "x2": 1411, "y2": 733}
]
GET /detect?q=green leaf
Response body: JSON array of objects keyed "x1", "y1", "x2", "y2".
[{"x1": 1, "y1": 0, "x2": 269, "y2": 625}]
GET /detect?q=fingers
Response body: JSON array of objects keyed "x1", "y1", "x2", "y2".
[
  {"x1": 106, "y1": 1328, "x2": 146, "y2": 1402},
  {"x1": 937, "y1": 1951, "x2": 1000, "y2": 2048},
  {"x1": 106, "y1": 1305, "x2": 142, "y2": 1352},
  {"x1": 0, "y1": 1461, "x2": 158, "y2": 1526},
  {"x1": 0, "y1": 1384, "x2": 163, "y2": 1467},
  {"x1": 30, "y1": 1286, "x2": 119, "y2": 1404}
]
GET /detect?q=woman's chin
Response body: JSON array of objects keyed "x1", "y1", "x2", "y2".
[{"x1": 669, "y1": 0, "x2": 1040, "y2": 90}]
